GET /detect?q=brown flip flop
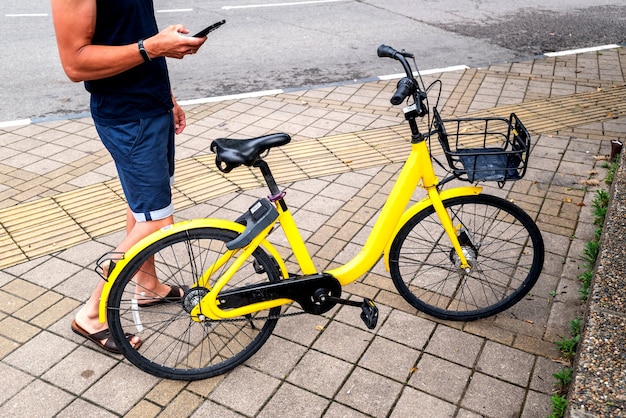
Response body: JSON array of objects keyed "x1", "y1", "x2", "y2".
[
  {"x1": 71, "y1": 320, "x2": 141, "y2": 354},
  {"x1": 138, "y1": 285, "x2": 187, "y2": 308}
]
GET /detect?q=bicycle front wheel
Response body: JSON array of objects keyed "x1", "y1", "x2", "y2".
[
  {"x1": 389, "y1": 194, "x2": 544, "y2": 321},
  {"x1": 107, "y1": 227, "x2": 282, "y2": 380}
]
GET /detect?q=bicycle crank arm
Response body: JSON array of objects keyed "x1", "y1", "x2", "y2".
[{"x1": 216, "y1": 273, "x2": 342, "y2": 315}]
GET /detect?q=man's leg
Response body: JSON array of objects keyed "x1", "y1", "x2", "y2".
[
  {"x1": 74, "y1": 207, "x2": 173, "y2": 346},
  {"x1": 76, "y1": 112, "x2": 177, "y2": 349}
]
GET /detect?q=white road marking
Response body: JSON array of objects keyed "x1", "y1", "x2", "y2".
[
  {"x1": 156, "y1": 9, "x2": 193, "y2": 13},
  {"x1": 545, "y1": 44, "x2": 620, "y2": 57},
  {"x1": 6, "y1": 13, "x2": 48, "y2": 17},
  {"x1": 222, "y1": 0, "x2": 347, "y2": 10},
  {"x1": 378, "y1": 65, "x2": 470, "y2": 81}
]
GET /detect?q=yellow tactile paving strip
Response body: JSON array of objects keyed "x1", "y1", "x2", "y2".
[
  {"x1": 476, "y1": 84, "x2": 626, "y2": 131},
  {"x1": 0, "y1": 85, "x2": 624, "y2": 269}
]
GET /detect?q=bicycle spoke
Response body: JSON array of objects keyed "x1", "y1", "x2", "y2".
[
  {"x1": 107, "y1": 227, "x2": 282, "y2": 380},
  {"x1": 390, "y1": 195, "x2": 543, "y2": 320}
]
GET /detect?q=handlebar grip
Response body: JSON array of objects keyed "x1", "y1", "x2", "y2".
[
  {"x1": 391, "y1": 77, "x2": 414, "y2": 105},
  {"x1": 378, "y1": 44, "x2": 415, "y2": 59},
  {"x1": 377, "y1": 44, "x2": 398, "y2": 59}
]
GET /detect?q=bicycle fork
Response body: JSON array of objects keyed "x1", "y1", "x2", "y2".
[{"x1": 426, "y1": 186, "x2": 473, "y2": 273}]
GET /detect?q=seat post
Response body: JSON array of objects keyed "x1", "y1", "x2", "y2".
[{"x1": 253, "y1": 159, "x2": 282, "y2": 198}]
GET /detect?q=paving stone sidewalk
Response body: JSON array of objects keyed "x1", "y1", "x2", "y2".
[{"x1": 0, "y1": 48, "x2": 625, "y2": 417}]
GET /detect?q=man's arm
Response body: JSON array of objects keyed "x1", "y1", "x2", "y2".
[{"x1": 51, "y1": 0, "x2": 206, "y2": 82}]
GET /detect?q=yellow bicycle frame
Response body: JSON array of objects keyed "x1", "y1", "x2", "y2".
[
  {"x1": 99, "y1": 138, "x2": 481, "y2": 322},
  {"x1": 98, "y1": 218, "x2": 289, "y2": 323}
]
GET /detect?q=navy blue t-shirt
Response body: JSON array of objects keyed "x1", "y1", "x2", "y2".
[{"x1": 85, "y1": 0, "x2": 173, "y2": 125}]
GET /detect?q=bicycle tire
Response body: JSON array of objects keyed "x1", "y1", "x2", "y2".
[
  {"x1": 107, "y1": 227, "x2": 281, "y2": 380},
  {"x1": 389, "y1": 194, "x2": 544, "y2": 321}
]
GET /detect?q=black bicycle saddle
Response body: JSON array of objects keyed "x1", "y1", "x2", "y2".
[{"x1": 210, "y1": 133, "x2": 291, "y2": 173}]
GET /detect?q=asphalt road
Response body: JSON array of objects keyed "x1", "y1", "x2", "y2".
[{"x1": 1, "y1": 0, "x2": 624, "y2": 122}]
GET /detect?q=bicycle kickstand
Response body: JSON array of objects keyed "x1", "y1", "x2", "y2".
[{"x1": 328, "y1": 296, "x2": 379, "y2": 329}]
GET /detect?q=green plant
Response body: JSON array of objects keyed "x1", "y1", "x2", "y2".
[
  {"x1": 550, "y1": 365, "x2": 575, "y2": 418},
  {"x1": 553, "y1": 367, "x2": 573, "y2": 392},
  {"x1": 557, "y1": 317, "x2": 582, "y2": 359},
  {"x1": 592, "y1": 190, "x2": 609, "y2": 225},
  {"x1": 550, "y1": 153, "x2": 616, "y2": 417},
  {"x1": 578, "y1": 189, "x2": 610, "y2": 300},
  {"x1": 557, "y1": 334, "x2": 580, "y2": 360},
  {"x1": 549, "y1": 393, "x2": 568, "y2": 418},
  {"x1": 578, "y1": 270, "x2": 593, "y2": 300},
  {"x1": 602, "y1": 157, "x2": 619, "y2": 185},
  {"x1": 581, "y1": 239, "x2": 600, "y2": 267},
  {"x1": 569, "y1": 317, "x2": 582, "y2": 336}
]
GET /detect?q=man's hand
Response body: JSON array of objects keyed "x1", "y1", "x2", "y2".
[
  {"x1": 142, "y1": 25, "x2": 207, "y2": 60},
  {"x1": 172, "y1": 96, "x2": 186, "y2": 134}
]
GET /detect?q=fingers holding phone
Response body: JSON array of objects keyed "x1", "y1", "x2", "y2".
[
  {"x1": 192, "y1": 20, "x2": 226, "y2": 38},
  {"x1": 144, "y1": 20, "x2": 225, "y2": 60}
]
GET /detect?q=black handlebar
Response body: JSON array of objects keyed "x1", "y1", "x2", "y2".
[
  {"x1": 377, "y1": 44, "x2": 398, "y2": 59},
  {"x1": 391, "y1": 77, "x2": 415, "y2": 105},
  {"x1": 378, "y1": 44, "x2": 427, "y2": 117},
  {"x1": 377, "y1": 44, "x2": 414, "y2": 60},
  {"x1": 378, "y1": 44, "x2": 429, "y2": 142}
]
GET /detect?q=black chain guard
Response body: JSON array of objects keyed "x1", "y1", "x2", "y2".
[{"x1": 217, "y1": 273, "x2": 342, "y2": 315}]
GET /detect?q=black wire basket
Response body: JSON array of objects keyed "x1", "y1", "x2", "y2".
[{"x1": 433, "y1": 108, "x2": 531, "y2": 183}]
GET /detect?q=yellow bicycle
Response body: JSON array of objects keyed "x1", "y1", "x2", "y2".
[{"x1": 98, "y1": 45, "x2": 544, "y2": 380}]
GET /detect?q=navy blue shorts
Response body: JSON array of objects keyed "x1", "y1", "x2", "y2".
[{"x1": 95, "y1": 112, "x2": 175, "y2": 222}]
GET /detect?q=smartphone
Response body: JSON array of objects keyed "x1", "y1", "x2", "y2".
[{"x1": 192, "y1": 19, "x2": 226, "y2": 38}]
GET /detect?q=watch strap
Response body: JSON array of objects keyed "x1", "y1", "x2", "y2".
[{"x1": 138, "y1": 39, "x2": 151, "y2": 63}]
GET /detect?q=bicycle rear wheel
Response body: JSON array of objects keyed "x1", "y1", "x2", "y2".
[
  {"x1": 389, "y1": 194, "x2": 544, "y2": 321},
  {"x1": 107, "y1": 227, "x2": 282, "y2": 380}
]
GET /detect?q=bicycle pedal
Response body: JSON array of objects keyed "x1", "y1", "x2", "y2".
[{"x1": 360, "y1": 299, "x2": 379, "y2": 329}]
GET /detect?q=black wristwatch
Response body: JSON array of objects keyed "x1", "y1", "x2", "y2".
[{"x1": 138, "y1": 39, "x2": 151, "y2": 63}]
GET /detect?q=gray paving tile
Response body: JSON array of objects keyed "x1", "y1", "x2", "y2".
[
  {"x1": 57, "y1": 398, "x2": 118, "y2": 418},
  {"x1": 82, "y1": 362, "x2": 159, "y2": 416},
  {"x1": 409, "y1": 353, "x2": 472, "y2": 404},
  {"x1": 391, "y1": 386, "x2": 456, "y2": 418},
  {"x1": 20, "y1": 257, "x2": 83, "y2": 290},
  {"x1": 425, "y1": 325, "x2": 484, "y2": 367},
  {"x1": 358, "y1": 335, "x2": 419, "y2": 382},
  {"x1": 53, "y1": 268, "x2": 104, "y2": 302},
  {"x1": 42, "y1": 346, "x2": 118, "y2": 395},
  {"x1": 193, "y1": 399, "x2": 246, "y2": 417},
  {"x1": 461, "y1": 372, "x2": 526, "y2": 418},
  {"x1": 291, "y1": 208, "x2": 332, "y2": 233},
  {"x1": 335, "y1": 367, "x2": 403, "y2": 417},
  {"x1": 258, "y1": 383, "x2": 329, "y2": 418},
  {"x1": 0, "y1": 362, "x2": 34, "y2": 404},
  {"x1": 521, "y1": 390, "x2": 553, "y2": 418},
  {"x1": 456, "y1": 408, "x2": 485, "y2": 418},
  {"x1": 287, "y1": 349, "x2": 353, "y2": 398},
  {"x1": 377, "y1": 309, "x2": 436, "y2": 350},
  {"x1": 4, "y1": 330, "x2": 76, "y2": 376},
  {"x1": 476, "y1": 341, "x2": 535, "y2": 387},
  {"x1": 303, "y1": 195, "x2": 348, "y2": 217},
  {"x1": 245, "y1": 335, "x2": 307, "y2": 379},
  {"x1": 209, "y1": 366, "x2": 281, "y2": 416},
  {"x1": 312, "y1": 320, "x2": 373, "y2": 363},
  {"x1": 272, "y1": 308, "x2": 331, "y2": 347},
  {"x1": 1, "y1": 378, "x2": 74, "y2": 418}
]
